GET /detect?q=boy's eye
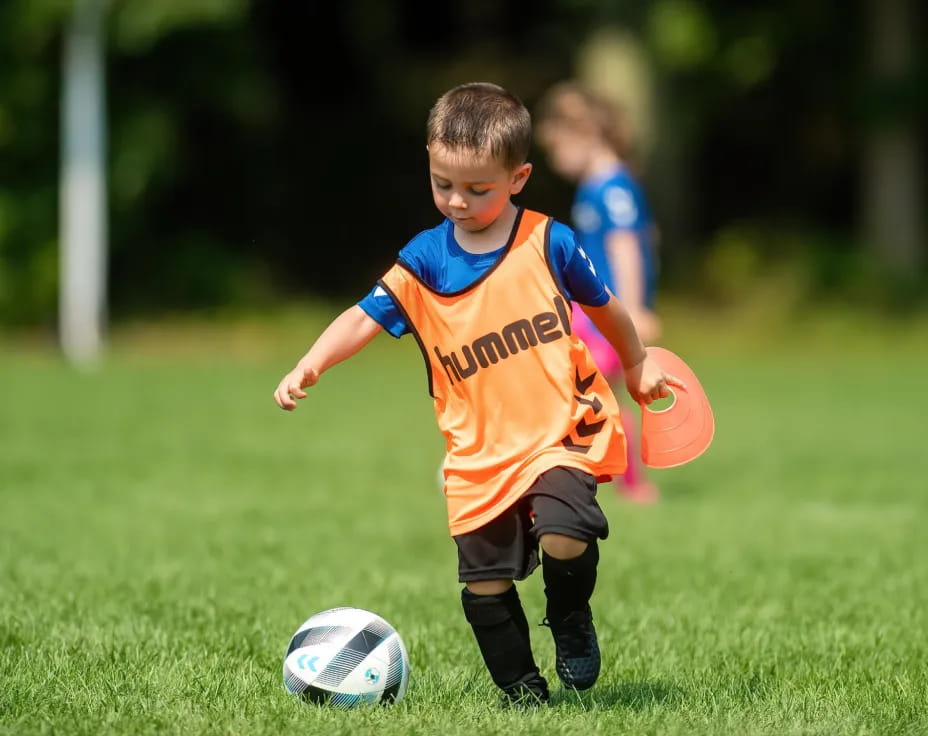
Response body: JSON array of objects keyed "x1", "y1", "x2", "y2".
[{"x1": 433, "y1": 182, "x2": 490, "y2": 196}]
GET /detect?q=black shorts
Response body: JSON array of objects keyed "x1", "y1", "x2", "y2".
[{"x1": 453, "y1": 466, "x2": 609, "y2": 583}]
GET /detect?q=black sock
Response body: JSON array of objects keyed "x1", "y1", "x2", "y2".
[
  {"x1": 461, "y1": 586, "x2": 540, "y2": 690},
  {"x1": 543, "y1": 541, "x2": 599, "y2": 622}
]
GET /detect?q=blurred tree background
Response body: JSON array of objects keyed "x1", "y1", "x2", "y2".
[{"x1": 0, "y1": 0, "x2": 925, "y2": 327}]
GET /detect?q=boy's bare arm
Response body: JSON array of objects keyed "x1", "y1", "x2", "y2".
[
  {"x1": 580, "y1": 295, "x2": 683, "y2": 404},
  {"x1": 581, "y1": 294, "x2": 647, "y2": 369},
  {"x1": 274, "y1": 305, "x2": 382, "y2": 411}
]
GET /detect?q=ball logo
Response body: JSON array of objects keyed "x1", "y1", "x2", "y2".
[
  {"x1": 363, "y1": 667, "x2": 381, "y2": 684},
  {"x1": 295, "y1": 654, "x2": 319, "y2": 672}
]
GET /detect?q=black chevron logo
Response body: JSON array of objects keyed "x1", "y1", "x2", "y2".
[
  {"x1": 575, "y1": 417, "x2": 606, "y2": 437},
  {"x1": 574, "y1": 394, "x2": 603, "y2": 413},
  {"x1": 574, "y1": 368, "x2": 596, "y2": 393},
  {"x1": 565, "y1": 367, "x2": 605, "y2": 453},
  {"x1": 561, "y1": 436, "x2": 593, "y2": 454}
]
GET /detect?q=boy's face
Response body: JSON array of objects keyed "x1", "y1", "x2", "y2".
[{"x1": 427, "y1": 143, "x2": 531, "y2": 233}]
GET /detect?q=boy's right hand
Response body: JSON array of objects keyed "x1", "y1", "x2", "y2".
[
  {"x1": 624, "y1": 354, "x2": 684, "y2": 406},
  {"x1": 274, "y1": 365, "x2": 319, "y2": 411}
]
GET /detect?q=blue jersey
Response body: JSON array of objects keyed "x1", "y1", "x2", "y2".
[
  {"x1": 359, "y1": 212, "x2": 610, "y2": 337},
  {"x1": 571, "y1": 165, "x2": 658, "y2": 309}
]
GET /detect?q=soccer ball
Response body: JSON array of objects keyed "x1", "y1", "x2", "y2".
[{"x1": 282, "y1": 607, "x2": 410, "y2": 708}]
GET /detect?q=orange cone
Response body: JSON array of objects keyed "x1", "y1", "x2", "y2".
[{"x1": 640, "y1": 347, "x2": 715, "y2": 468}]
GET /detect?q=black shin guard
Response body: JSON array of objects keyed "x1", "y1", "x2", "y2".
[
  {"x1": 461, "y1": 586, "x2": 540, "y2": 690},
  {"x1": 542, "y1": 541, "x2": 599, "y2": 622}
]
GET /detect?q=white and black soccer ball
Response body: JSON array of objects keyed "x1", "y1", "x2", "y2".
[{"x1": 282, "y1": 607, "x2": 410, "y2": 709}]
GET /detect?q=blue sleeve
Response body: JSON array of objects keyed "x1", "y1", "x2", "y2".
[
  {"x1": 358, "y1": 284, "x2": 408, "y2": 338},
  {"x1": 549, "y1": 221, "x2": 610, "y2": 307}
]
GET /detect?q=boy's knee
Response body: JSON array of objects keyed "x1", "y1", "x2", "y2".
[
  {"x1": 465, "y1": 579, "x2": 513, "y2": 596},
  {"x1": 539, "y1": 532, "x2": 588, "y2": 560}
]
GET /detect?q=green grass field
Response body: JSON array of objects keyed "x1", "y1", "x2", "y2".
[{"x1": 2, "y1": 304, "x2": 927, "y2": 735}]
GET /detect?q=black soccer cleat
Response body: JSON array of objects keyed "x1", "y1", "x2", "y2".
[
  {"x1": 499, "y1": 673, "x2": 550, "y2": 710},
  {"x1": 542, "y1": 606, "x2": 601, "y2": 690}
]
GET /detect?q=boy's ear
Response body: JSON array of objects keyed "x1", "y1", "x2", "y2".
[{"x1": 510, "y1": 163, "x2": 533, "y2": 194}]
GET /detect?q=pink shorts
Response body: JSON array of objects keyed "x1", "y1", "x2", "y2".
[{"x1": 572, "y1": 302, "x2": 622, "y2": 381}]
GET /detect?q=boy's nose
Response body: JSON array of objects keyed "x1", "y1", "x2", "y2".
[{"x1": 448, "y1": 192, "x2": 467, "y2": 209}]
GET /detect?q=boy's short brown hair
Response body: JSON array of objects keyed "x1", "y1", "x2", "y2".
[{"x1": 426, "y1": 82, "x2": 532, "y2": 170}]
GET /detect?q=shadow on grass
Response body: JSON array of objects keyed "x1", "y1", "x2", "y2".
[{"x1": 551, "y1": 680, "x2": 684, "y2": 710}]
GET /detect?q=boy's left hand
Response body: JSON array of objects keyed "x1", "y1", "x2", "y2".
[
  {"x1": 624, "y1": 354, "x2": 686, "y2": 405},
  {"x1": 274, "y1": 364, "x2": 320, "y2": 411}
]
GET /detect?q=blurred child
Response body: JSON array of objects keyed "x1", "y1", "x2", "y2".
[
  {"x1": 274, "y1": 82, "x2": 680, "y2": 707},
  {"x1": 536, "y1": 81, "x2": 663, "y2": 504}
]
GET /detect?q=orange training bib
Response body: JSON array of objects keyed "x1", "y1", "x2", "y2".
[{"x1": 379, "y1": 209, "x2": 627, "y2": 536}]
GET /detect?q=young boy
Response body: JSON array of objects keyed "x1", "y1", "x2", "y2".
[{"x1": 273, "y1": 82, "x2": 679, "y2": 707}]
